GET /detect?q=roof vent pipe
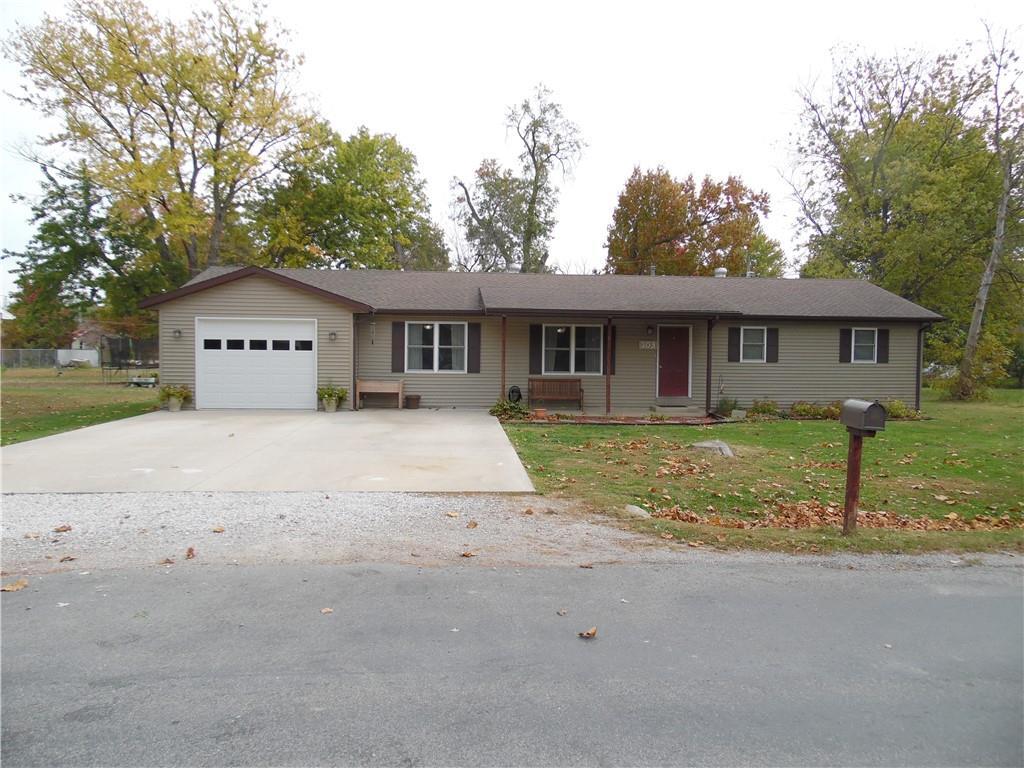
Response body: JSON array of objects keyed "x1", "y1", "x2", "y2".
[{"x1": 713, "y1": 267, "x2": 728, "y2": 278}]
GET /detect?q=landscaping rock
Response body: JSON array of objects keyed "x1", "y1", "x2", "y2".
[
  {"x1": 690, "y1": 440, "x2": 735, "y2": 458},
  {"x1": 624, "y1": 504, "x2": 651, "y2": 518}
]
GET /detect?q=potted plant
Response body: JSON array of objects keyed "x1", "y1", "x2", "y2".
[
  {"x1": 317, "y1": 385, "x2": 348, "y2": 413},
  {"x1": 159, "y1": 384, "x2": 192, "y2": 412}
]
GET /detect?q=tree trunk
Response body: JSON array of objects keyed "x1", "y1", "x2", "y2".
[
  {"x1": 208, "y1": 214, "x2": 224, "y2": 267},
  {"x1": 185, "y1": 235, "x2": 201, "y2": 276},
  {"x1": 956, "y1": 161, "x2": 1011, "y2": 398}
]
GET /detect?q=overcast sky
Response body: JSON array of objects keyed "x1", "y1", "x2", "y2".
[{"x1": 0, "y1": 0, "x2": 1018, "y2": 301}]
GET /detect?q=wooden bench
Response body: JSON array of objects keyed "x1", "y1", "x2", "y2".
[
  {"x1": 355, "y1": 379, "x2": 404, "y2": 410},
  {"x1": 528, "y1": 378, "x2": 584, "y2": 410}
]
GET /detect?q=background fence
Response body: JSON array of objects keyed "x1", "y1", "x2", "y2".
[
  {"x1": 2, "y1": 349, "x2": 59, "y2": 368},
  {"x1": 2, "y1": 349, "x2": 103, "y2": 368}
]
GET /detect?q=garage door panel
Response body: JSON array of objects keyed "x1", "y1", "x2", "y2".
[{"x1": 196, "y1": 318, "x2": 316, "y2": 409}]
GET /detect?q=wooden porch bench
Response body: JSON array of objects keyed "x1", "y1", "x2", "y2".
[
  {"x1": 528, "y1": 378, "x2": 584, "y2": 410},
  {"x1": 355, "y1": 379, "x2": 404, "y2": 410}
]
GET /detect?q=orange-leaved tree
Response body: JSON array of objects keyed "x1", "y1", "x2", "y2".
[{"x1": 604, "y1": 167, "x2": 784, "y2": 276}]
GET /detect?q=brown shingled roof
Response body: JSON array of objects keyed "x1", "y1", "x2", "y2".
[{"x1": 149, "y1": 265, "x2": 940, "y2": 321}]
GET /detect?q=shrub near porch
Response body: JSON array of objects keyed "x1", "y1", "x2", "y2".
[{"x1": 503, "y1": 389, "x2": 1024, "y2": 553}]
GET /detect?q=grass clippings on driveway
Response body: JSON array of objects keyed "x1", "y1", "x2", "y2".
[
  {"x1": 504, "y1": 388, "x2": 1024, "y2": 554},
  {"x1": 1, "y1": 367, "x2": 158, "y2": 445}
]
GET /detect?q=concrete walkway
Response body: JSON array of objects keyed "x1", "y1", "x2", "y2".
[{"x1": 0, "y1": 410, "x2": 534, "y2": 493}]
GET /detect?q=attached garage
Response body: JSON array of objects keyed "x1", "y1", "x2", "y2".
[{"x1": 195, "y1": 318, "x2": 317, "y2": 409}]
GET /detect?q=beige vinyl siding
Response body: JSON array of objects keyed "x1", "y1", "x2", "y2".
[
  {"x1": 713, "y1": 320, "x2": 919, "y2": 407},
  {"x1": 157, "y1": 275, "x2": 354, "y2": 408},
  {"x1": 505, "y1": 317, "x2": 708, "y2": 412},
  {"x1": 354, "y1": 315, "x2": 502, "y2": 408}
]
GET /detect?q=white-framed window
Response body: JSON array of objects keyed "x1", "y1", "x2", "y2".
[
  {"x1": 741, "y1": 326, "x2": 767, "y2": 363},
  {"x1": 406, "y1": 322, "x2": 467, "y2": 373},
  {"x1": 543, "y1": 324, "x2": 603, "y2": 375},
  {"x1": 853, "y1": 328, "x2": 877, "y2": 363}
]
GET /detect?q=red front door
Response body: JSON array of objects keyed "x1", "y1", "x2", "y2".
[{"x1": 658, "y1": 326, "x2": 690, "y2": 397}]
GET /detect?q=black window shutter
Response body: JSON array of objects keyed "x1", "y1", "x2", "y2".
[
  {"x1": 603, "y1": 324, "x2": 616, "y2": 374},
  {"x1": 467, "y1": 323, "x2": 481, "y2": 373},
  {"x1": 766, "y1": 328, "x2": 779, "y2": 363},
  {"x1": 529, "y1": 324, "x2": 542, "y2": 375},
  {"x1": 877, "y1": 329, "x2": 890, "y2": 363},
  {"x1": 728, "y1": 327, "x2": 741, "y2": 362},
  {"x1": 391, "y1": 322, "x2": 405, "y2": 373},
  {"x1": 839, "y1": 328, "x2": 852, "y2": 363}
]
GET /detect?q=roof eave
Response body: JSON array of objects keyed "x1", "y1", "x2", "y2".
[{"x1": 139, "y1": 266, "x2": 374, "y2": 312}]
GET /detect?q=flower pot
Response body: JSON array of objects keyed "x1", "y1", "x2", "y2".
[
  {"x1": 404, "y1": 394, "x2": 421, "y2": 409},
  {"x1": 532, "y1": 408, "x2": 547, "y2": 419},
  {"x1": 167, "y1": 396, "x2": 183, "y2": 412},
  {"x1": 322, "y1": 398, "x2": 338, "y2": 413}
]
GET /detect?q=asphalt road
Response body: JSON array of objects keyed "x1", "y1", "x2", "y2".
[{"x1": 2, "y1": 559, "x2": 1022, "y2": 767}]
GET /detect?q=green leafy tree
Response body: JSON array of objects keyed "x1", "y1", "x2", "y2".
[
  {"x1": 605, "y1": 167, "x2": 777, "y2": 275},
  {"x1": 791, "y1": 46, "x2": 1023, "y2": 383},
  {"x1": 3, "y1": 164, "x2": 175, "y2": 343},
  {"x1": 5, "y1": 0, "x2": 318, "y2": 276},
  {"x1": 957, "y1": 29, "x2": 1024, "y2": 398},
  {"x1": 248, "y1": 127, "x2": 448, "y2": 270},
  {"x1": 452, "y1": 86, "x2": 583, "y2": 272}
]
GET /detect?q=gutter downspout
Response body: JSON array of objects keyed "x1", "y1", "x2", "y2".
[
  {"x1": 705, "y1": 316, "x2": 717, "y2": 415},
  {"x1": 605, "y1": 317, "x2": 612, "y2": 415},
  {"x1": 500, "y1": 315, "x2": 507, "y2": 401},
  {"x1": 916, "y1": 323, "x2": 928, "y2": 412},
  {"x1": 351, "y1": 314, "x2": 359, "y2": 411}
]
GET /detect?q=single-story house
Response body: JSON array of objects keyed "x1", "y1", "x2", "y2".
[{"x1": 139, "y1": 266, "x2": 942, "y2": 413}]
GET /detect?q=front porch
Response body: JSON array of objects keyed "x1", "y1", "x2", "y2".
[{"x1": 499, "y1": 314, "x2": 719, "y2": 416}]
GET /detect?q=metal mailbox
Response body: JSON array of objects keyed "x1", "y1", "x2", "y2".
[{"x1": 840, "y1": 399, "x2": 887, "y2": 434}]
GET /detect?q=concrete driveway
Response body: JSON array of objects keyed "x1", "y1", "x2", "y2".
[{"x1": 0, "y1": 410, "x2": 533, "y2": 493}]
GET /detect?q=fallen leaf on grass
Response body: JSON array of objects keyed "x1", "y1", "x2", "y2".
[
  {"x1": 211, "y1": 526, "x2": 225, "y2": 533},
  {"x1": 1, "y1": 578, "x2": 28, "y2": 592},
  {"x1": 660, "y1": 532, "x2": 674, "y2": 540},
  {"x1": 466, "y1": 520, "x2": 478, "y2": 529},
  {"x1": 320, "y1": 608, "x2": 333, "y2": 615},
  {"x1": 460, "y1": 551, "x2": 475, "y2": 558},
  {"x1": 59, "y1": 556, "x2": 76, "y2": 563},
  {"x1": 185, "y1": 547, "x2": 196, "y2": 560},
  {"x1": 524, "y1": 508, "x2": 534, "y2": 515},
  {"x1": 52, "y1": 524, "x2": 72, "y2": 533},
  {"x1": 578, "y1": 626, "x2": 597, "y2": 639}
]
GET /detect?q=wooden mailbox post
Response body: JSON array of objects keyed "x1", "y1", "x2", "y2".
[{"x1": 838, "y1": 399, "x2": 888, "y2": 535}]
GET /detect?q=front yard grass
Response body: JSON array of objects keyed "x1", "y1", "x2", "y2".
[
  {"x1": 504, "y1": 388, "x2": 1024, "y2": 554},
  {"x1": 1, "y1": 367, "x2": 159, "y2": 445}
]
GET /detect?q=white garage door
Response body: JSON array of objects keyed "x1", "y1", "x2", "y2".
[{"x1": 196, "y1": 318, "x2": 317, "y2": 409}]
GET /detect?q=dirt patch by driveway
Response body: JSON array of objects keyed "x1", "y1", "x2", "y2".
[{"x1": 1, "y1": 491, "x2": 671, "y2": 574}]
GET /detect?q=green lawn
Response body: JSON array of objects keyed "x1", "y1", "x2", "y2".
[
  {"x1": 1, "y1": 367, "x2": 159, "y2": 445},
  {"x1": 504, "y1": 388, "x2": 1024, "y2": 553}
]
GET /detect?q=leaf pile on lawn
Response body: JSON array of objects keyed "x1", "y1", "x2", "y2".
[
  {"x1": 654, "y1": 499, "x2": 1024, "y2": 532},
  {"x1": 656, "y1": 455, "x2": 712, "y2": 477}
]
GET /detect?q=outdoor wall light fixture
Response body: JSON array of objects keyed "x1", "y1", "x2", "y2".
[
  {"x1": 646, "y1": 325, "x2": 655, "y2": 337},
  {"x1": 328, "y1": 331, "x2": 337, "y2": 341},
  {"x1": 172, "y1": 328, "x2": 182, "y2": 339}
]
